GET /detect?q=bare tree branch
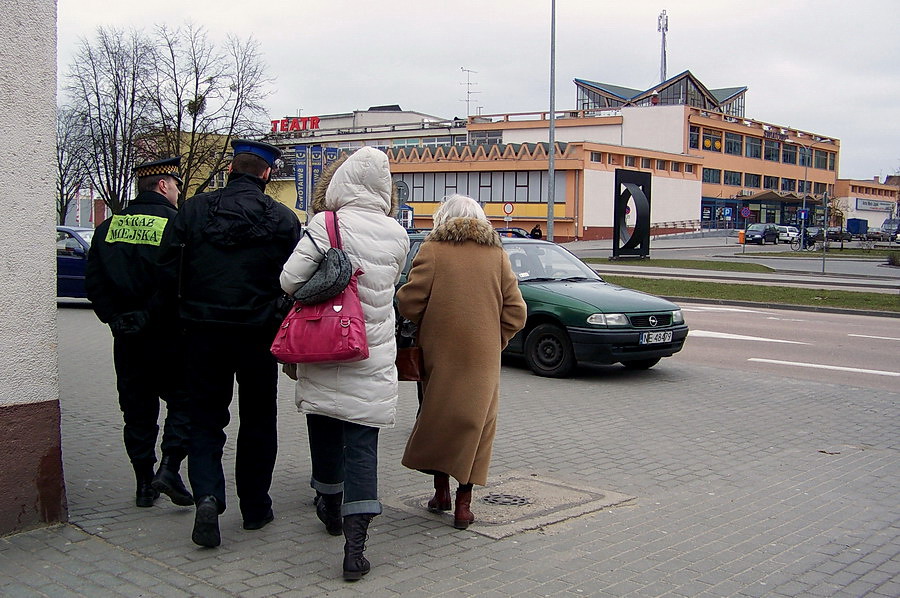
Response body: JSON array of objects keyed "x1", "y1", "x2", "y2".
[
  {"x1": 143, "y1": 25, "x2": 273, "y2": 201},
  {"x1": 66, "y1": 27, "x2": 153, "y2": 214},
  {"x1": 56, "y1": 105, "x2": 91, "y2": 224}
]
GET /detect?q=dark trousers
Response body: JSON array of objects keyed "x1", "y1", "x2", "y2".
[
  {"x1": 183, "y1": 325, "x2": 278, "y2": 521},
  {"x1": 306, "y1": 414, "x2": 382, "y2": 516},
  {"x1": 112, "y1": 330, "x2": 189, "y2": 468}
]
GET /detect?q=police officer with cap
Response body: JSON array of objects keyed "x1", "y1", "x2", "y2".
[
  {"x1": 158, "y1": 139, "x2": 302, "y2": 547},
  {"x1": 85, "y1": 156, "x2": 193, "y2": 509}
]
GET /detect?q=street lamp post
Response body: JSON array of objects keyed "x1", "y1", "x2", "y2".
[
  {"x1": 546, "y1": 0, "x2": 557, "y2": 241},
  {"x1": 798, "y1": 140, "x2": 821, "y2": 249}
]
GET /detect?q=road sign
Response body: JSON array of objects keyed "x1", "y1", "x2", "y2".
[
  {"x1": 503, "y1": 202, "x2": 514, "y2": 215},
  {"x1": 798, "y1": 209, "x2": 808, "y2": 220},
  {"x1": 740, "y1": 207, "x2": 752, "y2": 218}
]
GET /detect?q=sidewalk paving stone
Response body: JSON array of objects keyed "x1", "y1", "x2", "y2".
[{"x1": 1, "y1": 305, "x2": 896, "y2": 596}]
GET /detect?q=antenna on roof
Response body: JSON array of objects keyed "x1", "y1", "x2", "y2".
[
  {"x1": 460, "y1": 67, "x2": 481, "y2": 116},
  {"x1": 658, "y1": 10, "x2": 668, "y2": 83}
]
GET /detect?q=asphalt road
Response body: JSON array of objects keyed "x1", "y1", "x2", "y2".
[{"x1": 673, "y1": 301, "x2": 900, "y2": 392}]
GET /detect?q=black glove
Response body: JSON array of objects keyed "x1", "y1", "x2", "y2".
[
  {"x1": 109, "y1": 311, "x2": 149, "y2": 337},
  {"x1": 273, "y1": 292, "x2": 296, "y2": 322}
]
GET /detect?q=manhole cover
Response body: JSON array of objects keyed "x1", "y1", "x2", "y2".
[
  {"x1": 481, "y1": 493, "x2": 532, "y2": 506},
  {"x1": 387, "y1": 472, "x2": 634, "y2": 539}
]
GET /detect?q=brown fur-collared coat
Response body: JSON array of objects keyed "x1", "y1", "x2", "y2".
[{"x1": 397, "y1": 217, "x2": 526, "y2": 485}]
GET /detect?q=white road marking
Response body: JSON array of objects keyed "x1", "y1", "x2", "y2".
[
  {"x1": 681, "y1": 306, "x2": 771, "y2": 314},
  {"x1": 689, "y1": 330, "x2": 809, "y2": 344},
  {"x1": 749, "y1": 358, "x2": 900, "y2": 377},
  {"x1": 848, "y1": 334, "x2": 900, "y2": 342},
  {"x1": 765, "y1": 316, "x2": 806, "y2": 322}
]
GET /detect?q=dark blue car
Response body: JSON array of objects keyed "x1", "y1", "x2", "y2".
[{"x1": 56, "y1": 226, "x2": 94, "y2": 298}]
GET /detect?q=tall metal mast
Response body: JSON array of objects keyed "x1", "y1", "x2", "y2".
[
  {"x1": 460, "y1": 67, "x2": 480, "y2": 116},
  {"x1": 658, "y1": 10, "x2": 668, "y2": 83}
]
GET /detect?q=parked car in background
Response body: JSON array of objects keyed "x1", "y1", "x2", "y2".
[
  {"x1": 865, "y1": 226, "x2": 889, "y2": 241},
  {"x1": 805, "y1": 226, "x2": 823, "y2": 242},
  {"x1": 826, "y1": 227, "x2": 852, "y2": 242},
  {"x1": 744, "y1": 223, "x2": 779, "y2": 244},
  {"x1": 57, "y1": 226, "x2": 94, "y2": 298},
  {"x1": 777, "y1": 225, "x2": 800, "y2": 243},
  {"x1": 881, "y1": 218, "x2": 900, "y2": 240},
  {"x1": 401, "y1": 234, "x2": 689, "y2": 377},
  {"x1": 495, "y1": 227, "x2": 532, "y2": 238}
]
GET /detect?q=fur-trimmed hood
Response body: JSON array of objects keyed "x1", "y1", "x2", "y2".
[
  {"x1": 310, "y1": 148, "x2": 399, "y2": 217},
  {"x1": 426, "y1": 217, "x2": 501, "y2": 247}
]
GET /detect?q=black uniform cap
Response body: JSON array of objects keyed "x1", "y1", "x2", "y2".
[{"x1": 133, "y1": 157, "x2": 183, "y2": 186}]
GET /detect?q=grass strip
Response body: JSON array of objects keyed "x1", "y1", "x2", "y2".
[
  {"x1": 583, "y1": 258, "x2": 773, "y2": 273},
  {"x1": 744, "y1": 248, "x2": 899, "y2": 259},
  {"x1": 601, "y1": 274, "x2": 900, "y2": 313}
]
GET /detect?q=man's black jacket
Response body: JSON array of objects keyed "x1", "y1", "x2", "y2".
[{"x1": 157, "y1": 173, "x2": 302, "y2": 328}]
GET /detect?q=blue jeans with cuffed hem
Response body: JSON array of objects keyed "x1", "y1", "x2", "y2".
[{"x1": 307, "y1": 414, "x2": 382, "y2": 517}]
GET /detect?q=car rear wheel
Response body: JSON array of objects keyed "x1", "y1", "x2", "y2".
[
  {"x1": 621, "y1": 357, "x2": 661, "y2": 370},
  {"x1": 524, "y1": 323, "x2": 575, "y2": 378}
]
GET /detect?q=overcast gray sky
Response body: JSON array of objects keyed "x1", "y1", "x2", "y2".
[{"x1": 58, "y1": 0, "x2": 899, "y2": 181}]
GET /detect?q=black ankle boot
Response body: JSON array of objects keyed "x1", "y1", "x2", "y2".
[
  {"x1": 192, "y1": 495, "x2": 221, "y2": 548},
  {"x1": 315, "y1": 491, "x2": 343, "y2": 536},
  {"x1": 152, "y1": 455, "x2": 193, "y2": 506},
  {"x1": 342, "y1": 514, "x2": 373, "y2": 581},
  {"x1": 134, "y1": 464, "x2": 159, "y2": 508}
]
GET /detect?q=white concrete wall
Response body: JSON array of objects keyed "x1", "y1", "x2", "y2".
[
  {"x1": 621, "y1": 105, "x2": 686, "y2": 154},
  {"x1": 502, "y1": 125, "x2": 622, "y2": 146},
  {"x1": 581, "y1": 170, "x2": 701, "y2": 228},
  {"x1": 842, "y1": 197, "x2": 896, "y2": 228},
  {"x1": 0, "y1": 0, "x2": 57, "y2": 407}
]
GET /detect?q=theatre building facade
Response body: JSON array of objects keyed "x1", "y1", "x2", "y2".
[{"x1": 263, "y1": 71, "x2": 847, "y2": 240}]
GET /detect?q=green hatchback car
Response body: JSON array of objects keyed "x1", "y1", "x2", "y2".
[{"x1": 401, "y1": 234, "x2": 689, "y2": 378}]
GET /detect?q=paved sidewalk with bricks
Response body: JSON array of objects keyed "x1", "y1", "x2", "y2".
[{"x1": 1, "y1": 304, "x2": 897, "y2": 597}]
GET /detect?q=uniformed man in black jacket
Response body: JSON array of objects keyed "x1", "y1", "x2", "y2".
[
  {"x1": 85, "y1": 157, "x2": 193, "y2": 509},
  {"x1": 158, "y1": 140, "x2": 302, "y2": 548}
]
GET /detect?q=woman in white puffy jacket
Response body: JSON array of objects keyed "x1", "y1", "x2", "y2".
[{"x1": 280, "y1": 147, "x2": 409, "y2": 581}]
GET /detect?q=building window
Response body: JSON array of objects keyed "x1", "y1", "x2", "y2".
[
  {"x1": 689, "y1": 126, "x2": 699, "y2": 149},
  {"x1": 798, "y1": 146, "x2": 812, "y2": 167},
  {"x1": 624, "y1": 155, "x2": 635, "y2": 167},
  {"x1": 744, "y1": 173, "x2": 761, "y2": 188},
  {"x1": 684, "y1": 164, "x2": 694, "y2": 174},
  {"x1": 656, "y1": 159, "x2": 667, "y2": 170},
  {"x1": 723, "y1": 170, "x2": 742, "y2": 186},
  {"x1": 671, "y1": 162, "x2": 681, "y2": 172},
  {"x1": 607, "y1": 153, "x2": 616, "y2": 165},
  {"x1": 590, "y1": 151, "x2": 602, "y2": 162},
  {"x1": 764, "y1": 140, "x2": 781, "y2": 162},
  {"x1": 641, "y1": 157, "x2": 651, "y2": 168},
  {"x1": 828, "y1": 153, "x2": 836, "y2": 171},
  {"x1": 702, "y1": 168, "x2": 721, "y2": 183},
  {"x1": 781, "y1": 178, "x2": 796, "y2": 192},
  {"x1": 209, "y1": 169, "x2": 227, "y2": 189},
  {"x1": 724, "y1": 132, "x2": 743, "y2": 156},
  {"x1": 781, "y1": 144, "x2": 797, "y2": 165},
  {"x1": 764, "y1": 175, "x2": 779, "y2": 190},
  {"x1": 478, "y1": 171, "x2": 492, "y2": 202},
  {"x1": 468, "y1": 130, "x2": 502, "y2": 146},
  {"x1": 797, "y1": 180, "x2": 810, "y2": 193},
  {"x1": 745, "y1": 137, "x2": 761, "y2": 159},
  {"x1": 814, "y1": 149, "x2": 828, "y2": 169},
  {"x1": 814, "y1": 182, "x2": 827, "y2": 195},
  {"x1": 702, "y1": 129, "x2": 722, "y2": 152}
]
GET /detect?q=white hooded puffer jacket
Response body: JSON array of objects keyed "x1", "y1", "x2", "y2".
[{"x1": 280, "y1": 147, "x2": 410, "y2": 427}]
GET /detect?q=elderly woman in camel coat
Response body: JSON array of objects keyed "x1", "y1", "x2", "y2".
[{"x1": 397, "y1": 194, "x2": 526, "y2": 529}]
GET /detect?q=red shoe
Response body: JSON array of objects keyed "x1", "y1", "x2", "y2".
[
  {"x1": 453, "y1": 488, "x2": 475, "y2": 530},
  {"x1": 427, "y1": 473, "x2": 451, "y2": 512}
]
